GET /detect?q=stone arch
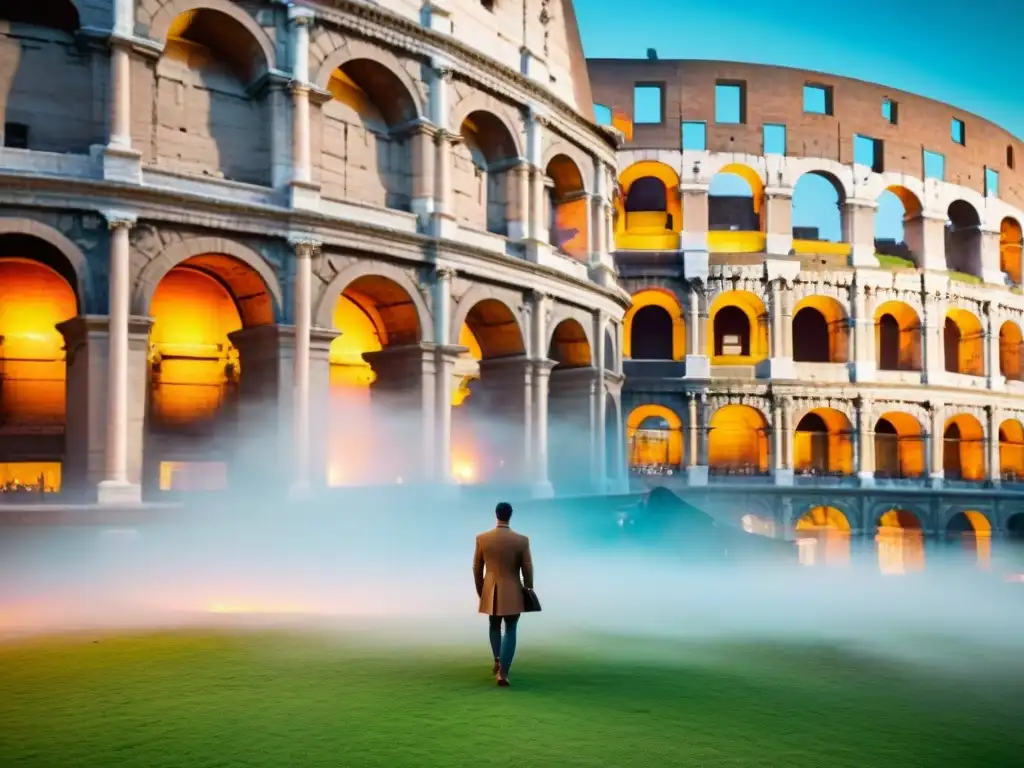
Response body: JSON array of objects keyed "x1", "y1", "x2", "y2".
[
  {"x1": 791, "y1": 170, "x2": 847, "y2": 246},
  {"x1": 943, "y1": 508, "x2": 993, "y2": 535},
  {"x1": 0, "y1": 217, "x2": 89, "y2": 307},
  {"x1": 999, "y1": 319, "x2": 1024, "y2": 381},
  {"x1": 874, "y1": 299, "x2": 922, "y2": 371},
  {"x1": 708, "y1": 162, "x2": 766, "y2": 253},
  {"x1": 1000, "y1": 216, "x2": 1023, "y2": 285},
  {"x1": 449, "y1": 286, "x2": 525, "y2": 358},
  {"x1": 946, "y1": 199, "x2": 983, "y2": 277},
  {"x1": 943, "y1": 412, "x2": 986, "y2": 482},
  {"x1": 944, "y1": 307, "x2": 985, "y2": 376},
  {"x1": 626, "y1": 403, "x2": 684, "y2": 468},
  {"x1": 623, "y1": 287, "x2": 685, "y2": 360},
  {"x1": 314, "y1": 40, "x2": 426, "y2": 118},
  {"x1": 148, "y1": 0, "x2": 277, "y2": 72},
  {"x1": 792, "y1": 407, "x2": 854, "y2": 475},
  {"x1": 547, "y1": 306, "x2": 594, "y2": 359},
  {"x1": 874, "y1": 411, "x2": 926, "y2": 479},
  {"x1": 792, "y1": 295, "x2": 848, "y2": 363},
  {"x1": 132, "y1": 236, "x2": 282, "y2": 326},
  {"x1": 449, "y1": 93, "x2": 523, "y2": 158},
  {"x1": 313, "y1": 260, "x2": 432, "y2": 342},
  {"x1": 616, "y1": 161, "x2": 682, "y2": 251},
  {"x1": 708, "y1": 290, "x2": 768, "y2": 363},
  {"x1": 707, "y1": 403, "x2": 770, "y2": 474},
  {"x1": 542, "y1": 140, "x2": 593, "y2": 192},
  {"x1": 546, "y1": 153, "x2": 589, "y2": 258},
  {"x1": 874, "y1": 183, "x2": 924, "y2": 266},
  {"x1": 998, "y1": 417, "x2": 1024, "y2": 480}
]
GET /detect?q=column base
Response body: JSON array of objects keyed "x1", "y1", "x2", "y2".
[
  {"x1": 773, "y1": 469, "x2": 794, "y2": 487},
  {"x1": 851, "y1": 361, "x2": 876, "y2": 383},
  {"x1": 684, "y1": 354, "x2": 710, "y2": 379},
  {"x1": 766, "y1": 232, "x2": 793, "y2": 257},
  {"x1": 523, "y1": 239, "x2": 553, "y2": 264},
  {"x1": 685, "y1": 465, "x2": 708, "y2": 487},
  {"x1": 757, "y1": 357, "x2": 795, "y2": 379},
  {"x1": 857, "y1": 471, "x2": 875, "y2": 488},
  {"x1": 290, "y1": 180, "x2": 321, "y2": 211},
  {"x1": 982, "y1": 268, "x2": 1006, "y2": 286},
  {"x1": 849, "y1": 244, "x2": 880, "y2": 267},
  {"x1": 97, "y1": 480, "x2": 143, "y2": 506},
  {"x1": 929, "y1": 473, "x2": 944, "y2": 489},
  {"x1": 100, "y1": 144, "x2": 142, "y2": 184},
  {"x1": 681, "y1": 247, "x2": 709, "y2": 282},
  {"x1": 431, "y1": 213, "x2": 459, "y2": 239},
  {"x1": 989, "y1": 374, "x2": 1005, "y2": 391}
]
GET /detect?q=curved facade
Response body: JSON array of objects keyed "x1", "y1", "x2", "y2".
[
  {"x1": 0, "y1": 0, "x2": 628, "y2": 503},
  {"x1": 589, "y1": 58, "x2": 1024, "y2": 557}
]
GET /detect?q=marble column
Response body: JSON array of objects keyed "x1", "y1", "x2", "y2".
[
  {"x1": 842, "y1": 198, "x2": 880, "y2": 267},
  {"x1": 929, "y1": 404, "x2": 945, "y2": 486},
  {"x1": 857, "y1": 396, "x2": 874, "y2": 485},
  {"x1": 530, "y1": 290, "x2": 552, "y2": 495},
  {"x1": 103, "y1": 0, "x2": 141, "y2": 182},
  {"x1": 592, "y1": 311, "x2": 607, "y2": 489},
  {"x1": 433, "y1": 266, "x2": 456, "y2": 483},
  {"x1": 987, "y1": 405, "x2": 1000, "y2": 485},
  {"x1": 97, "y1": 214, "x2": 140, "y2": 504},
  {"x1": 288, "y1": 7, "x2": 318, "y2": 209},
  {"x1": 430, "y1": 62, "x2": 457, "y2": 237},
  {"x1": 985, "y1": 302, "x2": 1004, "y2": 390},
  {"x1": 290, "y1": 240, "x2": 315, "y2": 495}
]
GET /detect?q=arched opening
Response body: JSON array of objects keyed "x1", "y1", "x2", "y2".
[
  {"x1": 709, "y1": 291, "x2": 768, "y2": 364},
  {"x1": 0, "y1": 2, "x2": 100, "y2": 155},
  {"x1": 707, "y1": 404, "x2": 769, "y2": 475},
  {"x1": 943, "y1": 413, "x2": 985, "y2": 482},
  {"x1": 452, "y1": 298, "x2": 528, "y2": 485},
  {"x1": 795, "y1": 506, "x2": 851, "y2": 567},
  {"x1": 874, "y1": 301, "x2": 921, "y2": 371},
  {"x1": 546, "y1": 154, "x2": 588, "y2": 258},
  {"x1": 454, "y1": 111, "x2": 518, "y2": 236},
  {"x1": 945, "y1": 200, "x2": 983, "y2": 277},
  {"x1": 0, "y1": 238, "x2": 79, "y2": 493},
  {"x1": 946, "y1": 511, "x2": 992, "y2": 570},
  {"x1": 145, "y1": 253, "x2": 275, "y2": 493},
  {"x1": 623, "y1": 289, "x2": 685, "y2": 360},
  {"x1": 1000, "y1": 321, "x2": 1023, "y2": 381},
  {"x1": 794, "y1": 409, "x2": 853, "y2": 476},
  {"x1": 791, "y1": 172, "x2": 850, "y2": 256},
  {"x1": 792, "y1": 296, "x2": 848, "y2": 363},
  {"x1": 548, "y1": 319, "x2": 594, "y2": 492},
  {"x1": 708, "y1": 164, "x2": 766, "y2": 253},
  {"x1": 876, "y1": 509, "x2": 925, "y2": 575},
  {"x1": 326, "y1": 275, "x2": 423, "y2": 487},
  {"x1": 615, "y1": 161, "x2": 682, "y2": 251},
  {"x1": 626, "y1": 405, "x2": 683, "y2": 474},
  {"x1": 998, "y1": 419, "x2": 1024, "y2": 482},
  {"x1": 321, "y1": 58, "x2": 418, "y2": 211},
  {"x1": 874, "y1": 186, "x2": 922, "y2": 267},
  {"x1": 157, "y1": 8, "x2": 273, "y2": 185},
  {"x1": 1000, "y1": 217, "x2": 1023, "y2": 286},
  {"x1": 873, "y1": 412, "x2": 925, "y2": 479},
  {"x1": 944, "y1": 309, "x2": 984, "y2": 376}
]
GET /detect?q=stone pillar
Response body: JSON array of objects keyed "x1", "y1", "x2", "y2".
[
  {"x1": 529, "y1": 290, "x2": 552, "y2": 495},
  {"x1": 772, "y1": 399, "x2": 784, "y2": 472},
  {"x1": 904, "y1": 212, "x2": 947, "y2": 271},
  {"x1": 506, "y1": 161, "x2": 531, "y2": 242},
  {"x1": 766, "y1": 279, "x2": 794, "y2": 378},
  {"x1": 474, "y1": 356, "x2": 534, "y2": 488},
  {"x1": 57, "y1": 315, "x2": 151, "y2": 501},
  {"x1": 679, "y1": 183, "x2": 708, "y2": 279},
  {"x1": 922, "y1": 291, "x2": 945, "y2": 384},
  {"x1": 430, "y1": 61, "x2": 457, "y2": 237},
  {"x1": 410, "y1": 124, "x2": 437, "y2": 229},
  {"x1": 857, "y1": 396, "x2": 874, "y2": 485},
  {"x1": 432, "y1": 267, "x2": 457, "y2": 483},
  {"x1": 842, "y1": 198, "x2": 880, "y2": 267},
  {"x1": 95, "y1": 215, "x2": 142, "y2": 503},
  {"x1": 288, "y1": 6, "x2": 319, "y2": 210},
  {"x1": 773, "y1": 397, "x2": 794, "y2": 485},
  {"x1": 290, "y1": 240, "x2": 315, "y2": 495},
  {"x1": 103, "y1": 0, "x2": 141, "y2": 182},
  {"x1": 685, "y1": 284, "x2": 709, "y2": 378},
  {"x1": 592, "y1": 311, "x2": 607, "y2": 490},
  {"x1": 687, "y1": 392, "x2": 709, "y2": 486},
  {"x1": 980, "y1": 228, "x2": 1003, "y2": 285},
  {"x1": 985, "y1": 302, "x2": 1004, "y2": 390},
  {"x1": 764, "y1": 187, "x2": 793, "y2": 257},
  {"x1": 929, "y1": 403, "x2": 945, "y2": 486},
  {"x1": 987, "y1": 405, "x2": 1000, "y2": 486},
  {"x1": 526, "y1": 108, "x2": 549, "y2": 248},
  {"x1": 686, "y1": 392, "x2": 698, "y2": 469},
  {"x1": 851, "y1": 280, "x2": 876, "y2": 381}
]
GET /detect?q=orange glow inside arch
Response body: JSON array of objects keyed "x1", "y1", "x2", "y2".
[
  {"x1": 0, "y1": 258, "x2": 76, "y2": 426},
  {"x1": 615, "y1": 161, "x2": 682, "y2": 251},
  {"x1": 149, "y1": 267, "x2": 242, "y2": 426},
  {"x1": 795, "y1": 506, "x2": 851, "y2": 567},
  {"x1": 626, "y1": 404, "x2": 684, "y2": 467},
  {"x1": 876, "y1": 509, "x2": 925, "y2": 576},
  {"x1": 949, "y1": 510, "x2": 993, "y2": 570},
  {"x1": 708, "y1": 404, "x2": 768, "y2": 473},
  {"x1": 999, "y1": 418, "x2": 1024, "y2": 479}
]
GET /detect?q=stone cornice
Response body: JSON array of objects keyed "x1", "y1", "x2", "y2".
[{"x1": 308, "y1": 0, "x2": 617, "y2": 163}]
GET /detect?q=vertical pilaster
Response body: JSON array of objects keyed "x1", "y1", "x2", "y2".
[
  {"x1": 433, "y1": 267, "x2": 456, "y2": 483},
  {"x1": 922, "y1": 290, "x2": 945, "y2": 384},
  {"x1": 685, "y1": 283, "x2": 709, "y2": 378},
  {"x1": 97, "y1": 214, "x2": 140, "y2": 504},
  {"x1": 103, "y1": 0, "x2": 141, "y2": 182},
  {"x1": 764, "y1": 188, "x2": 793, "y2": 257},
  {"x1": 842, "y1": 199, "x2": 880, "y2": 267},
  {"x1": 290, "y1": 239, "x2": 315, "y2": 495},
  {"x1": 687, "y1": 392, "x2": 709, "y2": 486},
  {"x1": 686, "y1": 393, "x2": 698, "y2": 469},
  {"x1": 852, "y1": 280, "x2": 876, "y2": 381},
  {"x1": 410, "y1": 124, "x2": 437, "y2": 228},
  {"x1": 985, "y1": 301, "x2": 1004, "y2": 390},
  {"x1": 288, "y1": 6, "x2": 318, "y2": 209},
  {"x1": 987, "y1": 405, "x2": 1000, "y2": 486},
  {"x1": 929, "y1": 403, "x2": 945, "y2": 486},
  {"x1": 774, "y1": 396, "x2": 794, "y2": 486},
  {"x1": 766, "y1": 279, "x2": 794, "y2": 378},
  {"x1": 980, "y1": 228, "x2": 1004, "y2": 285},
  {"x1": 857, "y1": 396, "x2": 874, "y2": 485},
  {"x1": 530, "y1": 290, "x2": 552, "y2": 495},
  {"x1": 904, "y1": 212, "x2": 947, "y2": 271},
  {"x1": 591, "y1": 311, "x2": 607, "y2": 490},
  {"x1": 429, "y1": 60, "x2": 457, "y2": 237}
]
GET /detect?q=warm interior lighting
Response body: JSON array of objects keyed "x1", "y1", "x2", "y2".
[
  {"x1": 0, "y1": 461, "x2": 61, "y2": 492},
  {"x1": 149, "y1": 267, "x2": 242, "y2": 426},
  {"x1": 876, "y1": 509, "x2": 925, "y2": 576},
  {"x1": 708, "y1": 290, "x2": 768, "y2": 365},
  {"x1": 159, "y1": 461, "x2": 228, "y2": 491},
  {"x1": 707, "y1": 404, "x2": 769, "y2": 473},
  {"x1": 614, "y1": 161, "x2": 682, "y2": 251},
  {"x1": 795, "y1": 506, "x2": 851, "y2": 567},
  {"x1": 0, "y1": 258, "x2": 76, "y2": 425},
  {"x1": 626, "y1": 404, "x2": 683, "y2": 468}
]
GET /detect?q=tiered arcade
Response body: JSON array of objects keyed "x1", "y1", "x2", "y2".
[
  {"x1": 0, "y1": 0, "x2": 629, "y2": 503},
  {"x1": 589, "y1": 58, "x2": 1024, "y2": 560}
]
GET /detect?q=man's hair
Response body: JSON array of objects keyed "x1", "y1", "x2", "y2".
[{"x1": 495, "y1": 502, "x2": 513, "y2": 522}]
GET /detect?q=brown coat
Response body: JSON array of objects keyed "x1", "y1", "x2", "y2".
[{"x1": 473, "y1": 522, "x2": 534, "y2": 616}]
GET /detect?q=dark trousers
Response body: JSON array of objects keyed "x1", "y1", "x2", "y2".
[{"x1": 488, "y1": 614, "x2": 520, "y2": 675}]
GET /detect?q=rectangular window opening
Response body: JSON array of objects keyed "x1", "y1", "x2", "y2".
[
  {"x1": 681, "y1": 121, "x2": 707, "y2": 151},
  {"x1": 593, "y1": 104, "x2": 613, "y2": 126},
  {"x1": 633, "y1": 83, "x2": 664, "y2": 125},
  {"x1": 4, "y1": 122, "x2": 28, "y2": 149},
  {"x1": 951, "y1": 118, "x2": 966, "y2": 146},
  {"x1": 763, "y1": 124, "x2": 786, "y2": 155},
  {"x1": 854, "y1": 134, "x2": 884, "y2": 173},
  {"x1": 923, "y1": 150, "x2": 945, "y2": 181},
  {"x1": 803, "y1": 83, "x2": 834, "y2": 115},
  {"x1": 986, "y1": 167, "x2": 1000, "y2": 198},
  {"x1": 882, "y1": 98, "x2": 899, "y2": 125},
  {"x1": 715, "y1": 81, "x2": 746, "y2": 124}
]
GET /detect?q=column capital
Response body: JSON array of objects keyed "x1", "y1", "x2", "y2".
[
  {"x1": 843, "y1": 197, "x2": 878, "y2": 211},
  {"x1": 430, "y1": 56, "x2": 456, "y2": 81},
  {"x1": 289, "y1": 236, "x2": 321, "y2": 257},
  {"x1": 103, "y1": 211, "x2": 136, "y2": 229},
  {"x1": 435, "y1": 265, "x2": 457, "y2": 282},
  {"x1": 288, "y1": 5, "x2": 316, "y2": 24}
]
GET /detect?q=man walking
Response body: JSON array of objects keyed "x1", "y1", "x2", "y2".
[{"x1": 473, "y1": 501, "x2": 534, "y2": 686}]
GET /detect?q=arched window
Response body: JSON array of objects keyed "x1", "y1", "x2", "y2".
[
  {"x1": 625, "y1": 176, "x2": 671, "y2": 229},
  {"x1": 943, "y1": 317, "x2": 960, "y2": 373},
  {"x1": 792, "y1": 307, "x2": 830, "y2": 362},
  {"x1": 943, "y1": 422, "x2": 962, "y2": 478},
  {"x1": 795, "y1": 413, "x2": 829, "y2": 473},
  {"x1": 878, "y1": 314, "x2": 900, "y2": 370},
  {"x1": 874, "y1": 418, "x2": 898, "y2": 476},
  {"x1": 714, "y1": 306, "x2": 750, "y2": 356},
  {"x1": 631, "y1": 305, "x2": 673, "y2": 360}
]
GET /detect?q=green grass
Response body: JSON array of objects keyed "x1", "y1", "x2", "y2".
[
  {"x1": 876, "y1": 252, "x2": 917, "y2": 269},
  {"x1": 1, "y1": 628, "x2": 1022, "y2": 767}
]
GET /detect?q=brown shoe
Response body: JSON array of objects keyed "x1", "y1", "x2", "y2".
[
  {"x1": 492, "y1": 658, "x2": 500, "y2": 675},
  {"x1": 497, "y1": 676, "x2": 510, "y2": 687}
]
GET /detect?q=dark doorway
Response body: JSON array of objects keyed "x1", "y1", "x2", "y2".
[
  {"x1": 793, "y1": 307, "x2": 829, "y2": 362},
  {"x1": 631, "y1": 306, "x2": 673, "y2": 360}
]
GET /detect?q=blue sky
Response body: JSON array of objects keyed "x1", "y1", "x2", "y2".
[{"x1": 575, "y1": 0, "x2": 1023, "y2": 240}]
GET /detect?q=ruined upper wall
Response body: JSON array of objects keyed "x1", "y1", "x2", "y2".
[
  {"x1": 587, "y1": 58, "x2": 1023, "y2": 209},
  {"x1": 379, "y1": 0, "x2": 595, "y2": 118}
]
